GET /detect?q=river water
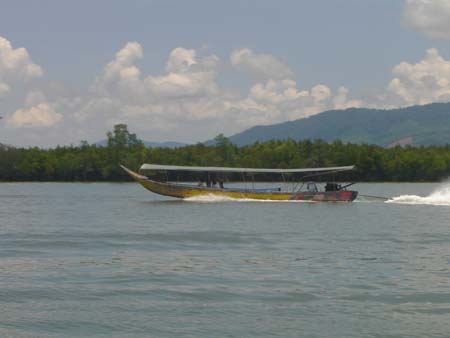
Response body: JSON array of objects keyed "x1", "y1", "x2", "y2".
[{"x1": 1, "y1": 182, "x2": 450, "y2": 337}]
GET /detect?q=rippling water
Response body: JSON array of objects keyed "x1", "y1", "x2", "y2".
[{"x1": 1, "y1": 182, "x2": 450, "y2": 337}]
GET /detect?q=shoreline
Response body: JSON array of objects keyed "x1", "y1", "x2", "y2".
[{"x1": 0, "y1": 180, "x2": 445, "y2": 184}]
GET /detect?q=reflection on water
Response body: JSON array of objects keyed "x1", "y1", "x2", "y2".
[{"x1": 0, "y1": 182, "x2": 450, "y2": 338}]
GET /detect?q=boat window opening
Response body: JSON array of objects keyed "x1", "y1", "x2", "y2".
[
  {"x1": 158, "y1": 172, "x2": 162, "y2": 180},
  {"x1": 289, "y1": 173, "x2": 297, "y2": 192},
  {"x1": 301, "y1": 182, "x2": 305, "y2": 192},
  {"x1": 293, "y1": 175, "x2": 304, "y2": 192},
  {"x1": 292, "y1": 178, "x2": 298, "y2": 192}
]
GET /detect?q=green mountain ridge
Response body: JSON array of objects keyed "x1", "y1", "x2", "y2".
[{"x1": 228, "y1": 102, "x2": 450, "y2": 147}]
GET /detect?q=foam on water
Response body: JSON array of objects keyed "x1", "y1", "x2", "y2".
[
  {"x1": 183, "y1": 194, "x2": 310, "y2": 203},
  {"x1": 387, "y1": 183, "x2": 450, "y2": 206}
]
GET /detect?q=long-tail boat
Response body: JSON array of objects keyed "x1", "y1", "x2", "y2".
[{"x1": 121, "y1": 164, "x2": 358, "y2": 202}]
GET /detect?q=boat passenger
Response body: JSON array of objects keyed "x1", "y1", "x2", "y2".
[
  {"x1": 325, "y1": 182, "x2": 341, "y2": 191},
  {"x1": 307, "y1": 182, "x2": 318, "y2": 192}
]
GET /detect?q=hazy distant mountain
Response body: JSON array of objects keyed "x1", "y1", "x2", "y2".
[
  {"x1": 227, "y1": 103, "x2": 450, "y2": 147},
  {"x1": 95, "y1": 140, "x2": 187, "y2": 148}
]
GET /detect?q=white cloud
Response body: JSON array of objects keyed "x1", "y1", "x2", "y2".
[
  {"x1": 333, "y1": 86, "x2": 363, "y2": 110},
  {"x1": 227, "y1": 48, "x2": 362, "y2": 127},
  {"x1": 0, "y1": 35, "x2": 43, "y2": 97},
  {"x1": 80, "y1": 42, "x2": 225, "y2": 138},
  {"x1": 404, "y1": 0, "x2": 450, "y2": 40},
  {"x1": 386, "y1": 48, "x2": 450, "y2": 105},
  {"x1": 25, "y1": 90, "x2": 47, "y2": 106},
  {"x1": 166, "y1": 47, "x2": 197, "y2": 73},
  {"x1": 91, "y1": 41, "x2": 144, "y2": 98},
  {"x1": 7, "y1": 102, "x2": 62, "y2": 128},
  {"x1": 226, "y1": 80, "x2": 361, "y2": 127},
  {"x1": 0, "y1": 82, "x2": 9, "y2": 97},
  {"x1": 91, "y1": 43, "x2": 220, "y2": 105},
  {"x1": 0, "y1": 39, "x2": 363, "y2": 144},
  {"x1": 73, "y1": 43, "x2": 365, "y2": 140},
  {"x1": 231, "y1": 48, "x2": 293, "y2": 80}
]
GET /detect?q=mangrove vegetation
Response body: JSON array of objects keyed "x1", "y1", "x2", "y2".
[{"x1": 1, "y1": 124, "x2": 450, "y2": 182}]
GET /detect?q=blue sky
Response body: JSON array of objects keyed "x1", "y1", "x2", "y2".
[{"x1": 1, "y1": 0, "x2": 450, "y2": 146}]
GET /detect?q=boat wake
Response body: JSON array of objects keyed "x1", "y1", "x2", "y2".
[
  {"x1": 183, "y1": 194, "x2": 310, "y2": 203},
  {"x1": 387, "y1": 183, "x2": 450, "y2": 206}
]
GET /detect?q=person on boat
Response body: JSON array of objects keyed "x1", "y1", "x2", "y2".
[
  {"x1": 325, "y1": 182, "x2": 341, "y2": 191},
  {"x1": 307, "y1": 182, "x2": 318, "y2": 192},
  {"x1": 219, "y1": 180, "x2": 224, "y2": 189}
]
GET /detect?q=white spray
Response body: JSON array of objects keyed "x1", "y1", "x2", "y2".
[{"x1": 387, "y1": 183, "x2": 450, "y2": 206}]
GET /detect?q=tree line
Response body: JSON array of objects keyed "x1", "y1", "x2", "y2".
[{"x1": 1, "y1": 124, "x2": 450, "y2": 182}]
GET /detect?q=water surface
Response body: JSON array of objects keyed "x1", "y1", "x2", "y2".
[{"x1": 1, "y1": 182, "x2": 450, "y2": 337}]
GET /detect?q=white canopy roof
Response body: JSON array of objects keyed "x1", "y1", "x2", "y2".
[{"x1": 140, "y1": 163, "x2": 355, "y2": 174}]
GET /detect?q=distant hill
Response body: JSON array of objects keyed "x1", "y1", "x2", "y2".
[
  {"x1": 95, "y1": 140, "x2": 186, "y2": 148},
  {"x1": 227, "y1": 102, "x2": 450, "y2": 147}
]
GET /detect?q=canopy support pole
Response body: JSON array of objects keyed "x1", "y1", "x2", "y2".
[
  {"x1": 241, "y1": 172, "x2": 246, "y2": 188},
  {"x1": 281, "y1": 173, "x2": 287, "y2": 192}
]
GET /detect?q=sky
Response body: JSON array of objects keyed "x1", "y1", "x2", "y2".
[{"x1": 1, "y1": 0, "x2": 450, "y2": 147}]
